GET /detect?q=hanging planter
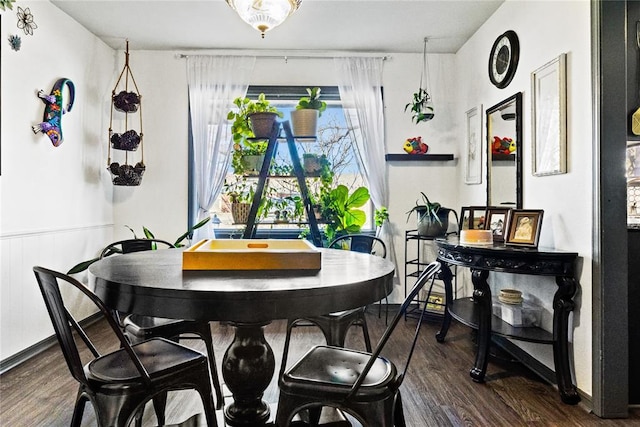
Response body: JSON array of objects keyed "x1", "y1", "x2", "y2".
[
  {"x1": 405, "y1": 37, "x2": 435, "y2": 124},
  {"x1": 107, "y1": 40, "x2": 145, "y2": 186}
]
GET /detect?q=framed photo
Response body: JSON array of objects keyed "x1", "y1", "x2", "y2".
[
  {"x1": 425, "y1": 292, "x2": 445, "y2": 314},
  {"x1": 531, "y1": 53, "x2": 567, "y2": 176},
  {"x1": 505, "y1": 210, "x2": 544, "y2": 247},
  {"x1": 459, "y1": 206, "x2": 487, "y2": 230},
  {"x1": 485, "y1": 207, "x2": 511, "y2": 242},
  {"x1": 465, "y1": 105, "x2": 482, "y2": 184}
]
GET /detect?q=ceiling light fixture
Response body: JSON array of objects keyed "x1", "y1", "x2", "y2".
[{"x1": 226, "y1": 0, "x2": 301, "y2": 38}]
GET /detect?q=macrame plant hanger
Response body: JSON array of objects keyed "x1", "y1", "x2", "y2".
[
  {"x1": 108, "y1": 40, "x2": 145, "y2": 186},
  {"x1": 419, "y1": 37, "x2": 435, "y2": 122}
]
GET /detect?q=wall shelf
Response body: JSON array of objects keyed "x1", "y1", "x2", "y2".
[{"x1": 385, "y1": 154, "x2": 454, "y2": 162}]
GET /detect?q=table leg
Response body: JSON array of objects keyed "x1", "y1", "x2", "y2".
[
  {"x1": 222, "y1": 322, "x2": 275, "y2": 426},
  {"x1": 553, "y1": 276, "x2": 581, "y2": 404},
  {"x1": 470, "y1": 269, "x2": 491, "y2": 383},
  {"x1": 436, "y1": 262, "x2": 454, "y2": 342}
]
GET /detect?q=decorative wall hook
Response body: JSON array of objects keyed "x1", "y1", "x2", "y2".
[{"x1": 32, "y1": 78, "x2": 75, "y2": 147}]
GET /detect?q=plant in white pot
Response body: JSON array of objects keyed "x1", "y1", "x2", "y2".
[
  {"x1": 291, "y1": 87, "x2": 327, "y2": 137},
  {"x1": 223, "y1": 176, "x2": 255, "y2": 224}
]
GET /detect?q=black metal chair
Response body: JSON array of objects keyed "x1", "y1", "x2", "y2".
[
  {"x1": 276, "y1": 261, "x2": 442, "y2": 427},
  {"x1": 33, "y1": 266, "x2": 218, "y2": 427},
  {"x1": 100, "y1": 239, "x2": 224, "y2": 421},
  {"x1": 281, "y1": 235, "x2": 388, "y2": 373}
]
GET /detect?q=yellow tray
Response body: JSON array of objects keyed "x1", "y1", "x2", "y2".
[{"x1": 182, "y1": 239, "x2": 321, "y2": 270}]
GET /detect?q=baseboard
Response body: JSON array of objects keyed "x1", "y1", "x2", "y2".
[{"x1": 0, "y1": 312, "x2": 102, "y2": 375}]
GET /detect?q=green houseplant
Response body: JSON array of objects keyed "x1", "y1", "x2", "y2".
[
  {"x1": 228, "y1": 94, "x2": 283, "y2": 175},
  {"x1": 223, "y1": 176, "x2": 255, "y2": 224},
  {"x1": 291, "y1": 87, "x2": 327, "y2": 137},
  {"x1": 406, "y1": 192, "x2": 456, "y2": 237},
  {"x1": 405, "y1": 87, "x2": 434, "y2": 124},
  {"x1": 67, "y1": 217, "x2": 211, "y2": 274},
  {"x1": 320, "y1": 185, "x2": 370, "y2": 243}
]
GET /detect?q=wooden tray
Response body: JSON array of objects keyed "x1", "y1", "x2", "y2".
[{"x1": 182, "y1": 239, "x2": 321, "y2": 270}]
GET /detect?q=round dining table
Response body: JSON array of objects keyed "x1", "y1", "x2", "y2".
[{"x1": 89, "y1": 247, "x2": 395, "y2": 426}]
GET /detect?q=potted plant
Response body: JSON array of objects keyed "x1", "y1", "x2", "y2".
[
  {"x1": 374, "y1": 206, "x2": 389, "y2": 237},
  {"x1": 404, "y1": 87, "x2": 434, "y2": 124},
  {"x1": 228, "y1": 94, "x2": 283, "y2": 175},
  {"x1": 223, "y1": 176, "x2": 255, "y2": 224},
  {"x1": 320, "y1": 184, "x2": 370, "y2": 243},
  {"x1": 406, "y1": 192, "x2": 456, "y2": 237},
  {"x1": 291, "y1": 87, "x2": 327, "y2": 137},
  {"x1": 302, "y1": 153, "x2": 330, "y2": 176}
]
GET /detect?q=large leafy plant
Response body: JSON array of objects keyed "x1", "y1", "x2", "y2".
[
  {"x1": 67, "y1": 217, "x2": 211, "y2": 274},
  {"x1": 320, "y1": 185, "x2": 370, "y2": 243}
]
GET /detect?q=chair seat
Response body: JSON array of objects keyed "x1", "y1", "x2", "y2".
[
  {"x1": 123, "y1": 314, "x2": 202, "y2": 339},
  {"x1": 87, "y1": 338, "x2": 206, "y2": 383},
  {"x1": 283, "y1": 346, "x2": 396, "y2": 397},
  {"x1": 319, "y1": 308, "x2": 364, "y2": 319}
]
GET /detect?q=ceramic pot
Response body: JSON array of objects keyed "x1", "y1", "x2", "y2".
[
  {"x1": 416, "y1": 207, "x2": 451, "y2": 237},
  {"x1": 291, "y1": 109, "x2": 319, "y2": 137},
  {"x1": 240, "y1": 154, "x2": 265, "y2": 176},
  {"x1": 248, "y1": 112, "x2": 279, "y2": 139}
]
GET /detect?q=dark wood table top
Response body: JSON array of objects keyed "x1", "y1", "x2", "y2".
[{"x1": 89, "y1": 247, "x2": 395, "y2": 323}]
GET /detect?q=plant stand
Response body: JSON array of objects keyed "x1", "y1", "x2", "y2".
[{"x1": 242, "y1": 121, "x2": 322, "y2": 247}]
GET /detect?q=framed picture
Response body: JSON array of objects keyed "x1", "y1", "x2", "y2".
[
  {"x1": 531, "y1": 53, "x2": 567, "y2": 176},
  {"x1": 459, "y1": 206, "x2": 487, "y2": 230},
  {"x1": 425, "y1": 292, "x2": 445, "y2": 314},
  {"x1": 485, "y1": 207, "x2": 511, "y2": 242},
  {"x1": 505, "y1": 209, "x2": 544, "y2": 247},
  {"x1": 465, "y1": 105, "x2": 482, "y2": 184}
]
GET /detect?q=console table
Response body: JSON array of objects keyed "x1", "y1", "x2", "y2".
[{"x1": 434, "y1": 237, "x2": 581, "y2": 405}]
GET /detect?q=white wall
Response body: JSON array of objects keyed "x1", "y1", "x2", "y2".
[
  {"x1": 454, "y1": 0, "x2": 593, "y2": 395},
  {"x1": 0, "y1": 1, "x2": 115, "y2": 362}
]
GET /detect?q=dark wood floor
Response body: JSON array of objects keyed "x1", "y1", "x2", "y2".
[{"x1": 1, "y1": 310, "x2": 638, "y2": 426}]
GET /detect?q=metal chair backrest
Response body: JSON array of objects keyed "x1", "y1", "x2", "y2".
[
  {"x1": 100, "y1": 238, "x2": 174, "y2": 258},
  {"x1": 345, "y1": 261, "x2": 441, "y2": 399},
  {"x1": 33, "y1": 266, "x2": 152, "y2": 386},
  {"x1": 328, "y1": 234, "x2": 387, "y2": 258}
]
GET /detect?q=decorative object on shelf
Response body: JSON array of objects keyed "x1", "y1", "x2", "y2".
[
  {"x1": 291, "y1": 87, "x2": 326, "y2": 137},
  {"x1": 228, "y1": 94, "x2": 282, "y2": 174},
  {"x1": 488, "y1": 30, "x2": 520, "y2": 89},
  {"x1": 8, "y1": 34, "x2": 21, "y2": 51},
  {"x1": 31, "y1": 78, "x2": 75, "y2": 147},
  {"x1": 406, "y1": 192, "x2": 457, "y2": 237},
  {"x1": 498, "y1": 288, "x2": 523, "y2": 305},
  {"x1": 460, "y1": 229, "x2": 493, "y2": 245},
  {"x1": 107, "y1": 40, "x2": 144, "y2": 186},
  {"x1": 532, "y1": 53, "x2": 567, "y2": 176},
  {"x1": 403, "y1": 136, "x2": 428, "y2": 154},
  {"x1": 225, "y1": 0, "x2": 302, "y2": 38},
  {"x1": 0, "y1": 0, "x2": 16, "y2": 11},
  {"x1": 505, "y1": 209, "x2": 544, "y2": 247},
  {"x1": 405, "y1": 37, "x2": 435, "y2": 124},
  {"x1": 465, "y1": 105, "x2": 482, "y2": 184},
  {"x1": 16, "y1": 6, "x2": 37, "y2": 35}
]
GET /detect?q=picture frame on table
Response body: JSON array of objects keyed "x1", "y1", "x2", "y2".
[
  {"x1": 485, "y1": 207, "x2": 511, "y2": 242},
  {"x1": 465, "y1": 105, "x2": 483, "y2": 184},
  {"x1": 459, "y1": 206, "x2": 487, "y2": 230},
  {"x1": 531, "y1": 53, "x2": 567, "y2": 176},
  {"x1": 505, "y1": 209, "x2": 544, "y2": 247}
]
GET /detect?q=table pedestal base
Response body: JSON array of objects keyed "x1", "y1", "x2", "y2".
[{"x1": 222, "y1": 322, "x2": 275, "y2": 426}]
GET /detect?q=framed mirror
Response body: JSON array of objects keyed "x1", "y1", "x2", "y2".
[{"x1": 486, "y1": 92, "x2": 522, "y2": 208}]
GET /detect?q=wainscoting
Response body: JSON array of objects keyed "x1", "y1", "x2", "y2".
[{"x1": 0, "y1": 224, "x2": 113, "y2": 371}]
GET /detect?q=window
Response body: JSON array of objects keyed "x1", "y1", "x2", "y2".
[{"x1": 208, "y1": 86, "x2": 372, "y2": 238}]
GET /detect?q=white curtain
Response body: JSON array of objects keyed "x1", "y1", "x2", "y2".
[
  {"x1": 186, "y1": 55, "x2": 255, "y2": 241},
  {"x1": 334, "y1": 57, "x2": 398, "y2": 279}
]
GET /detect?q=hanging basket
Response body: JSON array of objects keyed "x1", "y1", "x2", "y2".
[{"x1": 107, "y1": 40, "x2": 145, "y2": 186}]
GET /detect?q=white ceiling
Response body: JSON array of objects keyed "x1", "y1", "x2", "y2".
[{"x1": 51, "y1": 0, "x2": 504, "y2": 54}]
